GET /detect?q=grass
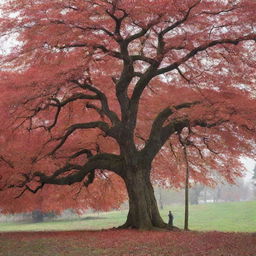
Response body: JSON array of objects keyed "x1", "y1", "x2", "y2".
[
  {"x1": 0, "y1": 201, "x2": 255, "y2": 232},
  {"x1": 163, "y1": 201, "x2": 256, "y2": 232}
]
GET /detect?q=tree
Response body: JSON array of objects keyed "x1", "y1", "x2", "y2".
[
  {"x1": 0, "y1": 0, "x2": 256, "y2": 230},
  {"x1": 251, "y1": 165, "x2": 256, "y2": 198},
  {"x1": 190, "y1": 185, "x2": 204, "y2": 205},
  {"x1": 252, "y1": 165, "x2": 256, "y2": 181}
]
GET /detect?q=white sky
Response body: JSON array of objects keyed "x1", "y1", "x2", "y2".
[{"x1": 241, "y1": 158, "x2": 255, "y2": 181}]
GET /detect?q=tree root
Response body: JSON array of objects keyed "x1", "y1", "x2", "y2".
[{"x1": 116, "y1": 222, "x2": 181, "y2": 231}]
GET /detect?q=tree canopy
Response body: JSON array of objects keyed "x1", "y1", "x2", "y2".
[{"x1": 0, "y1": 0, "x2": 256, "y2": 229}]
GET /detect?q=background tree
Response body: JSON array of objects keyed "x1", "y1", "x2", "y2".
[
  {"x1": 189, "y1": 185, "x2": 204, "y2": 205},
  {"x1": 251, "y1": 165, "x2": 256, "y2": 199},
  {"x1": 252, "y1": 165, "x2": 256, "y2": 182},
  {"x1": 0, "y1": 0, "x2": 256, "y2": 230}
]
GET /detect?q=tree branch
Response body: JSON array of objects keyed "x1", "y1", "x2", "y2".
[
  {"x1": 141, "y1": 101, "x2": 201, "y2": 160},
  {"x1": 55, "y1": 42, "x2": 122, "y2": 59},
  {"x1": 131, "y1": 55, "x2": 158, "y2": 65},
  {"x1": 46, "y1": 93, "x2": 100, "y2": 130},
  {"x1": 34, "y1": 153, "x2": 124, "y2": 185},
  {"x1": 105, "y1": 6, "x2": 128, "y2": 40},
  {"x1": 149, "y1": 101, "x2": 201, "y2": 138},
  {"x1": 126, "y1": 4, "x2": 204, "y2": 124},
  {"x1": 160, "y1": 0, "x2": 201, "y2": 37},
  {"x1": 155, "y1": 34, "x2": 256, "y2": 76},
  {"x1": 157, "y1": 0, "x2": 201, "y2": 56},
  {"x1": 50, "y1": 121, "x2": 110, "y2": 155},
  {"x1": 71, "y1": 80, "x2": 120, "y2": 125},
  {"x1": 14, "y1": 183, "x2": 45, "y2": 199},
  {"x1": 69, "y1": 149, "x2": 93, "y2": 160},
  {"x1": 86, "y1": 103, "x2": 104, "y2": 118}
]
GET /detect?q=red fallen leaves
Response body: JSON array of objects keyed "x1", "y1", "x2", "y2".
[{"x1": 0, "y1": 230, "x2": 255, "y2": 256}]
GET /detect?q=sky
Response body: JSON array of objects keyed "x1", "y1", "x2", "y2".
[{"x1": 241, "y1": 158, "x2": 255, "y2": 181}]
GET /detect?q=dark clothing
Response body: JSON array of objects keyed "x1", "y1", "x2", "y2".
[{"x1": 168, "y1": 211, "x2": 174, "y2": 227}]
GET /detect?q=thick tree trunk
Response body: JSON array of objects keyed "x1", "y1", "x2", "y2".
[{"x1": 120, "y1": 168, "x2": 167, "y2": 230}]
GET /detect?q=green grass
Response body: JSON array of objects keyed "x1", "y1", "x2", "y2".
[
  {"x1": 0, "y1": 201, "x2": 255, "y2": 232},
  {"x1": 162, "y1": 201, "x2": 256, "y2": 232}
]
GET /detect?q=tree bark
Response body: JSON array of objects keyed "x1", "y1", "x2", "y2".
[{"x1": 120, "y1": 168, "x2": 167, "y2": 230}]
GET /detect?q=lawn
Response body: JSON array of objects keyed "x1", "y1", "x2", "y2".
[
  {"x1": 0, "y1": 201, "x2": 255, "y2": 232},
  {"x1": 0, "y1": 230, "x2": 255, "y2": 256}
]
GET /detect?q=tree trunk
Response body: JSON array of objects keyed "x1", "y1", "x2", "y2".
[
  {"x1": 120, "y1": 168, "x2": 167, "y2": 230},
  {"x1": 184, "y1": 177, "x2": 189, "y2": 230}
]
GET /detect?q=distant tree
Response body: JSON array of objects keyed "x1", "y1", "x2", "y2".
[
  {"x1": 155, "y1": 187, "x2": 164, "y2": 210},
  {"x1": 190, "y1": 185, "x2": 204, "y2": 205},
  {"x1": 31, "y1": 210, "x2": 44, "y2": 223},
  {"x1": 252, "y1": 165, "x2": 256, "y2": 198},
  {"x1": 200, "y1": 178, "x2": 251, "y2": 203},
  {"x1": 252, "y1": 166, "x2": 256, "y2": 181},
  {"x1": 1, "y1": 0, "x2": 256, "y2": 230}
]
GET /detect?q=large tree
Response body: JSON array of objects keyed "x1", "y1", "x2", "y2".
[{"x1": 0, "y1": 0, "x2": 256, "y2": 229}]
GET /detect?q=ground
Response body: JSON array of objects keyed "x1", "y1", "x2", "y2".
[
  {"x1": 0, "y1": 202, "x2": 256, "y2": 255},
  {"x1": 0, "y1": 230, "x2": 256, "y2": 256}
]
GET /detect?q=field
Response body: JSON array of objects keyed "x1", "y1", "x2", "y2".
[
  {"x1": 0, "y1": 202, "x2": 256, "y2": 256},
  {"x1": 0, "y1": 201, "x2": 255, "y2": 232}
]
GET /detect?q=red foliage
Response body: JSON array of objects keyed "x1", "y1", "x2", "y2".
[{"x1": 0, "y1": 0, "x2": 256, "y2": 217}]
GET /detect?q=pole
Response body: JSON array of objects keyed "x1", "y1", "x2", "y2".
[{"x1": 183, "y1": 145, "x2": 189, "y2": 231}]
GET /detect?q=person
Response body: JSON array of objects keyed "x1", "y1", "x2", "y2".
[{"x1": 168, "y1": 210, "x2": 174, "y2": 228}]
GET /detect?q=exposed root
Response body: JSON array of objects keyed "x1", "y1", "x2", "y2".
[
  {"x1": 168, "y1": 226, "x2": 181, "y2": 231},
  {"x1": 116, "y1": 222, "x2": 181, "y2": 231}
]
